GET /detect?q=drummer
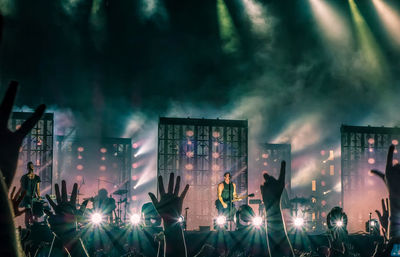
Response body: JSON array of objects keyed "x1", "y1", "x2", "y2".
[{"x1": 93, "y1": 188, "x2": 116, "y2": 223}]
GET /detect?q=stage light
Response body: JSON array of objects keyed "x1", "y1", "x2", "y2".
[
  {"x1": 349, "y1": 0, "x2": 387, "y2": 84},
  {"x1": 373, "y1": 0, "x2": 400, "y2": 47},
  {"x1": 336, "y1": 220, "x2": 343, "y2": 227},
  {"x1": 252, "y1": 216, "x2": 263, "y2": 227},
  {"x1": 91, "y1": 212, "x2": 104, "y2": 225},
  {"x1": 100, "y1": 147, "x2": 107, "y2": 153},
  {"x1": 178, "y1": 215, "x2": 184, "y2": 223},
  {"x1": 216, "y1": 216, "x2": 227, "y2": 226},
  {"x1": 365, "y1": 218, "x2": 380, "y2": 235},
  {"x1": 130, "y1": 214, "x2": 141, "y2": 225},
  {"x1": 368, "y1": 158, "x2": 375, "y2": 164},
  {"x1": 294, "y1": 217, "x2": 304, "y2": 228}
]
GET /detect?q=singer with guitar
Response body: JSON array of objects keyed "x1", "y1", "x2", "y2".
[{"x1": 216, "y1": 172, "x2": 239, "y2": 218}]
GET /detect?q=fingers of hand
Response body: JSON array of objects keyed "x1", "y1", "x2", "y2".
[
  {"x1": 46, "y1": 194, "x2": 57, "y2": 211},
  {"x1": 279, "y1": 161, "x2": 286, "y2": 184},
  {"x1": 174, "y1": 176, "x2": 181, "y2": 196},
  {"x1": 370, "y1": 169, "x2": 385, "y2": 181},
  {"x1": 55, "y1": 183, "x2": 61, "y2": 204},
  {"x1": 180, "y1": 184, "x2": 189, "y2": 200},
  {"x1": 148, "y1": 192, "x2": 158, "y2": 206},
  {"x1": 168, "y1": 173, "x2": 174, "y2": 194},
  {"x1": 375, "y1": 210, "x2": 382, "y2": 220},
  {"x1": 0, "y1": 81, "x2": 18, "y2": 127},
  {"x1": 16, "y1": 190, "x2": 26, "y2": 205},
  {"x1": 16, "y1": 104, "x2": 46, "y2": 138},
  {"x1": 70, "y1": 183, "x2": 78, "y2": 204},
  {"x1": 158, "y1": 175, "x2": 165, "y2": 196},
  {"x1": 386, "y1": 145, "x2": 395, "y2": 171},
  {"x1": 10, "y1": 186, "x2": 16, "y2": 199},
  {"x1": 61, "y1": 180, "x2": 67, "y2": 202}
]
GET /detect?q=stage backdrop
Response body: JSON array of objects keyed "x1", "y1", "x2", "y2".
[
  {"x1": 158, "y1": 117, "x2": 248, "y2": 230},
  {"x1": 341, "y1": 125, "x2": 399, "y2": 232}
]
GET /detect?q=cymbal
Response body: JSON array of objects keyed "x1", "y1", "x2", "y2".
[{"x1": 113, "y1": 189, "x2": 128, "y2": 195}]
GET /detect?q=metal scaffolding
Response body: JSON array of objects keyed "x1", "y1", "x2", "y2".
[
  {"x1": 11, "y1": 112, "x2": 54, "y2": 195},
  {"x1": 158, "y1": 117, "x2": 248, "y2": 230},
  {"x1": 341, "y1": 125, "x2": 400, "y2": 231}
]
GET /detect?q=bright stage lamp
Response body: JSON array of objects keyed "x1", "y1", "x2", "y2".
[
  {"x1": 178, "y1": 215, "x2": 184, "y2": 223},
  {"x1": 91, "y1": 212, "x2": 104, "y2": 225},
  {"x1": 130, "y1": 214, "x2": 141, "y2": 225},
  {"x1": 216, "y1": 215, "x2": 227, "y2": 226},
  {"x1": 336, "y1": 220, "x2": 343, "y2": 227},
  {"x1": 252, "y1": 216, "x2": 263, "y2": 227},
  {"x1": 294, "y1": 217, "x2": 304, "y2": 228}
]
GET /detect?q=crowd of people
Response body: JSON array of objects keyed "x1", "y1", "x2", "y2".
[{"x1": 0, "y1": 13, "x2": 399, "y2": 257}]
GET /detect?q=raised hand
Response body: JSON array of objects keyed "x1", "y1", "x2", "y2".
[
  {"x1": 0, "y1": 81, "x2": 45, "y2": 188},
  {"x1": 375, "y1": 198, "x2": 389, "y2": 238},
  {"x1": 261, "y1": 161, "x2": 286, "y2": 210},
  {"x1": 9, "y1": 186, "x2": 26, "y2": 217},
  {"x1": 148, "y1": 173, "x2": 189, "y2": 226},
  {"x1": 45, "y1": 180, "x2": 86, "y2": 245},
  {"x1": 371, "y1": 145, "x2": 400, "y2": 198}
]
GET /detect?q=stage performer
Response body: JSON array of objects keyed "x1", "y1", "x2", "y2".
[
  {"x1": 20, "y1": 161, "x2": 41, "y2": 227},
  {"x1": 216, "y1": 172, "x2": 238, "y2": 218}
]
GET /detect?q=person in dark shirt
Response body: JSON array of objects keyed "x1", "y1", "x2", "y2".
[
  {"x1": 216, "y1": 172, "x2": 238, "y2": 218},
  {"x1": 93, "y1": 188, "x2": 116, "y2": 223},
  {"x1": 20, "y1": 161, "x2": 41, "y2": 227}
]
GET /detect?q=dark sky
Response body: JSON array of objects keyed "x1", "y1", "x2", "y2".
[{"x1": 0, "y1": 0, "x2": 399, "y2": 154}]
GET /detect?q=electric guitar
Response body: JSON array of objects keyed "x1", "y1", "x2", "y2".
[{"x1": 215, "y1": 193, "x2": 255, "y2": 212}]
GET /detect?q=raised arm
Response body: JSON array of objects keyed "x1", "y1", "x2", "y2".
[
  {"x1": 261, "y1": 161, "x2": 294, "y2": 257},
  {"x1": 371, "y1": 145, "x2": 400, "y2": 240},
  {"x1": 148, "y1": 173, "x2": 189, "y2": 257},
  {"x1": 45, "y1": 180, "x2": 89, "y2": 257}
]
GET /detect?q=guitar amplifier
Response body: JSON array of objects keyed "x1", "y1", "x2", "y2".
[{"x1": 249, "y1": 199, "x2": 262, "y2": 205}]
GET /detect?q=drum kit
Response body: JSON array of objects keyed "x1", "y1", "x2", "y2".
[
  {"x1": 78, "y1": 188, "x2": 129, "y2": 225},
  {"x1": 112, "y1": 189, "x2": 129, "y2": 225}
]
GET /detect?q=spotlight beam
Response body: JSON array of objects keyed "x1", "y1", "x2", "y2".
[{"x1": 373, "y1": 0, "x2": 400, "y2": 47}]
